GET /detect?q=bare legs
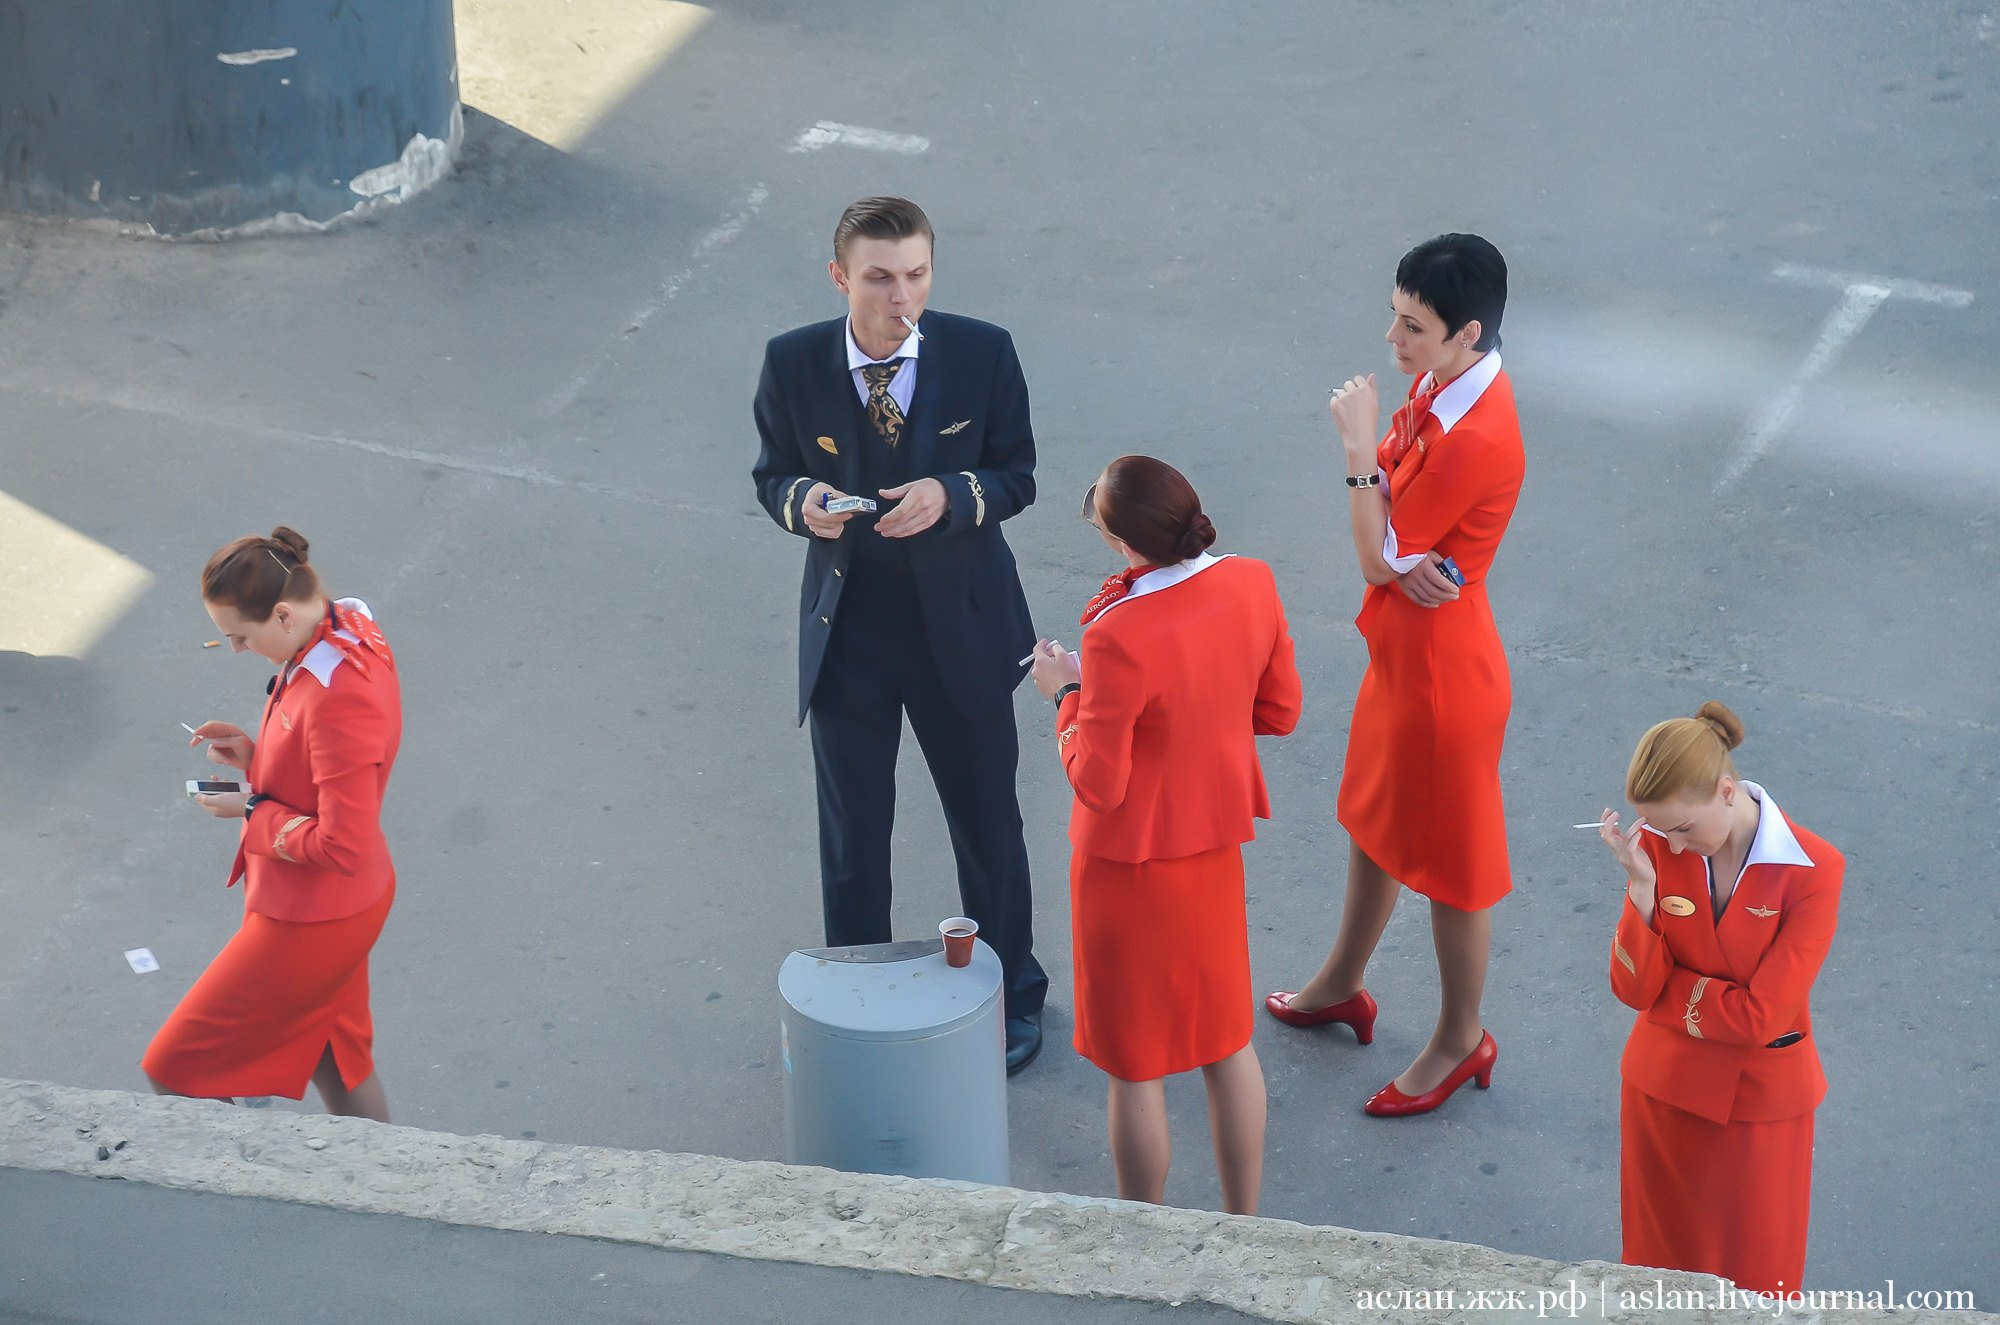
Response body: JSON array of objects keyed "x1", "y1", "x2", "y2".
[
  {"x1": 146, "y1": 1046, "x2": 390, "y2": 1123},
  {"x1": 1201, "y1": 1045, "x2": 1266, "y2": 1214},
  {"x1": 1291, "y1": 841, "x2": 1400, "y2": 1010},
  {"x1": 1288, "y1": 841, "x2": 1492, "y2": 1095},
  {"x1": 1107, "y1": 1077, "x2": 1171, "y2": 1204},
  {"x1": 1106, "y1": 1043, "x2": 1267, "y2": 1215},
  {"x1": 310, "y1": 1046, "x2": 391, "y2": 1121}
]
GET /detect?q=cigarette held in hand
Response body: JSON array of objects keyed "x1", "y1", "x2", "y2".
[
  {"x1": 1574, "y1": 821, "x2": 1668, "y2": 838},
  {"x1": 181, "y1": 723, "x2": 201, "y2": 737}
]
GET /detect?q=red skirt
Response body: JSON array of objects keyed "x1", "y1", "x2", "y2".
[
  {"x1": 142, "y1": 879, "x2": 393, "y2": 1099},
  {"x1": 1621, "y1": 1083, "x2": 1815, "y2": 1294},
  {"x1": 1070, "y1": 845, "x2": 1252, "y2": 1082},
  {"x1": 1337, "y1": 587, "x2": 1513, "y2": 910}
]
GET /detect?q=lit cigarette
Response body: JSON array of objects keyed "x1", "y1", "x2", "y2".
[
  {"x1": 181, "y1": 723, "x2": 200, "y2": 737},
  {"x1": 1574, "y1": 821, "x2": 1667, "y2": 838},
  {"x1": 900, "y1": 315, "x2": 924, "y2": 341},
  {"x1": 202, "y1": 640, "x2": 221, "y2": 648}
]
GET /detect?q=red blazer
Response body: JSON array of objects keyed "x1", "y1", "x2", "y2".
[
  {"x1": 228, "y1": 599, "x2": 403, "y2": 922},
  {"x1": 1609, "y1": 784, "x2": 1842, "y2": 1123},
  {"x1": 1055, "y1": 555, "x2": 1302, "y2": 863}
]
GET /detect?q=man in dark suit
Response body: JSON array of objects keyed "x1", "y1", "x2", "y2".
[{"x1": 751, "y1": 196, "x2": 1048, "y2": 1072}]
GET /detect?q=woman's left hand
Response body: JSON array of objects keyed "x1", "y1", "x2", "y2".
[
  {"x1": 194, "y1": 790, "x2": 250, "y2": 820},
  {"x1": 1330, "y1": 373, "x2": 1381, "y2": 459},
  {"x1": 1028, "y1": 638, "x2": 1081, "y2": 698}
]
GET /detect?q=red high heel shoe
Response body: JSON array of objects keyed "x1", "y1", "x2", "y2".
[
  {"x1": 1263, "y1": 988, "x2": 1377, "y2": 1043},
  {"x1": 1363, "y1": 1030, "x2": 1497, "y2": 1117}
]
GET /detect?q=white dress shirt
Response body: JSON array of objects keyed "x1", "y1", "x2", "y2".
[
  {"x1": 1381, "y1": 350, "x2": 1503, "y2": 572},
  {"x1": 845, "y1": 317, "x2": 921, "y2": 416}
]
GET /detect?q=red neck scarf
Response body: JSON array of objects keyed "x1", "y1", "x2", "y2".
[
  {"x1": 287, "y1": 601, "x2": 394, "y2": 681},
  {"x1": 1080, "y1": 566, "x2": 1154, "y2": 625},
  {"x1": 1384, "y1": 377, "x2": 1445, "y2": 465}
]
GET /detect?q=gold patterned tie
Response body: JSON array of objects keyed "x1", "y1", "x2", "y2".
[{"x1": 861, "y1": 360, "x2": 906, "y2": 448}]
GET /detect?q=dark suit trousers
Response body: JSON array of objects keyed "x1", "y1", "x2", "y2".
[{"x1": 809, "y1": 590, "x2": 1048, "y2": 1021}]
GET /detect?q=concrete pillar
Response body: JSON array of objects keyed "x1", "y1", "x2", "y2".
[{"x1": 0, "y1": 0, "x2": 460, "y2": 236}]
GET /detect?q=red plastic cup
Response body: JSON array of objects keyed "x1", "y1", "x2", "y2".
[{"x1": 939, "y1": 916, "x2": 978, "y2": 967}]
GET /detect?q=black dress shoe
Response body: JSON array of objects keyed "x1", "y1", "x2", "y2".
[{"x1": 1004, "y1": 1012, "x2": 1043, "y2": 1076}]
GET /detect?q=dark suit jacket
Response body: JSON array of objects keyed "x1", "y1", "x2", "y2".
[{"x1": 752, "y1": 311, "x2": 1038, "y2": 723}]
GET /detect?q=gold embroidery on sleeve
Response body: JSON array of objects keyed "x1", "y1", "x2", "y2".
[
  {"x1": 1614, "y1": 942, "x2": 1637, "y2": 976},
  {"x1": 272, "y1": 814, "x2": 310, "y2": 864},
  {"x1": 1058, "y1": 724, "x2": 1078, "y2": 747},
  {"x1": 783, "y1": 477, "x2": 809, "y2": 532},
  {"x1": 1683, "y1": 975, "x2": 1710, "y2": 1038}
]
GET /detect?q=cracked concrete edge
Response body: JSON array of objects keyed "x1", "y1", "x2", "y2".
[{"x1": 0, "y1": 1079, "x2": 1983, "y2": 1325}]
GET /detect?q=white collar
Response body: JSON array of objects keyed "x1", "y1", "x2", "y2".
[
  {"x1": 845, "y1": 317, "x2": 922, "y2": 371},
  {"x1": 1740, "y1": 780, "x2": 1816, "y2": 869},
  {"x1": 1418, "y1": 350, "x2": 1502, "y2": 434},
  {"x1": 1090, "y1": 553, "x2": 1230, "y2": 623},
  {"x1": 295, "y1": 597, "x2": 374, "y2": 688}
]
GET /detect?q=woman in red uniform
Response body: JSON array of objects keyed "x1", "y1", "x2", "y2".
[
  {"x1": 1030, "y1": 456, "x2": 1302, "y2": 1214},
  {"x1": 1600, "y1": 702, "x2": 1841, "y2": 1296},
  {"x1": 1266, "y1": 234, "x2": 1523, "y2": 1116},
  {"x1": 144, "y1": 527, "x2": 402, "y2": 1121}
]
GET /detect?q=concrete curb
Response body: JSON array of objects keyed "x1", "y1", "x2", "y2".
[{"x1": 2, "y1": 1079, "x2": 1983, "y2": 1324}]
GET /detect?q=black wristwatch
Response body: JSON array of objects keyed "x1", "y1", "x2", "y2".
[
  {"x1": 244, "y1": 792, "x2": 270, "y2": 817},
  {"x1": 1053, "y1": 682, "x2": 1081, "y2": 706}
]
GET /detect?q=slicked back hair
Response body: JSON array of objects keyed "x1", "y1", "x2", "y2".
[{"x1": 833, "y1": 196, "x2": 935, "y2": 269}]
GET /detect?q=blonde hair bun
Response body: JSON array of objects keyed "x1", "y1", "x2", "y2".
[{"x1": 1694, "y1": 701, "x2": 1744, "y2": 751}]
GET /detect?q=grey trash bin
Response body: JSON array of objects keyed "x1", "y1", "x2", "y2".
[{"x1": 779, "y1": 937, "x2": 1009, "y2": 1185}]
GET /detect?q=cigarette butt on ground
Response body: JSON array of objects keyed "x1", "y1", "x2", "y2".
[{"x1": 203, "y1": 640, "x2": 221, "y2": 648}]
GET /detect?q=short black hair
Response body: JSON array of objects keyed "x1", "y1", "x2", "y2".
[{"x1": 1395, "y1": 233, "x2": 1506, "y2": 351}]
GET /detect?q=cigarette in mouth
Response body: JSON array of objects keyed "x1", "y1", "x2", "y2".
[{"x1": 900, "y1": 315, "x2": 924, "y2": 340}]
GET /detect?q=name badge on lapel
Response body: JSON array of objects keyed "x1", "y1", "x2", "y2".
[{"x1": 1659, "y1": 896, "x2": 1697, "y2": 917}]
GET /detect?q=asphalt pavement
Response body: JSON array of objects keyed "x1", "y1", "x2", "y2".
[{"x1": 1, "y1": 0, "x2": 1995, "y2": 1308}]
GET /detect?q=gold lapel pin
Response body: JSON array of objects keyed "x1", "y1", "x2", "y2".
[
  {"x1": 1746, "y1": 906, "x2": 1779, "y2": 918},
  {"x1": 1659, "y1": 896, "x2": 1697, "y2": 917},
  {"x1": 817, "y1": 436, "x2": 839, "y2": 456}
]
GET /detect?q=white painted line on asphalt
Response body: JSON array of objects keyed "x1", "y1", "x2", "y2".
[
  {"x1": 5, "y1": 382, "x2": 729, "y2": 518},
  {"x1": 788, "y1": 121, "x2": 930, "y2": 155},
  {"x1": 217, "y1": 47, "x2": 298, "y2": 65},
  {"x1": 543, "y1": 182, "x2": 769, "y2": 416},
  {"x1": 1771, "y1": 263, "x2": 1974, "y2": 308},
  {"x1": 1716, "y1": 265, "x2": 1976, "y2": 490}
]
